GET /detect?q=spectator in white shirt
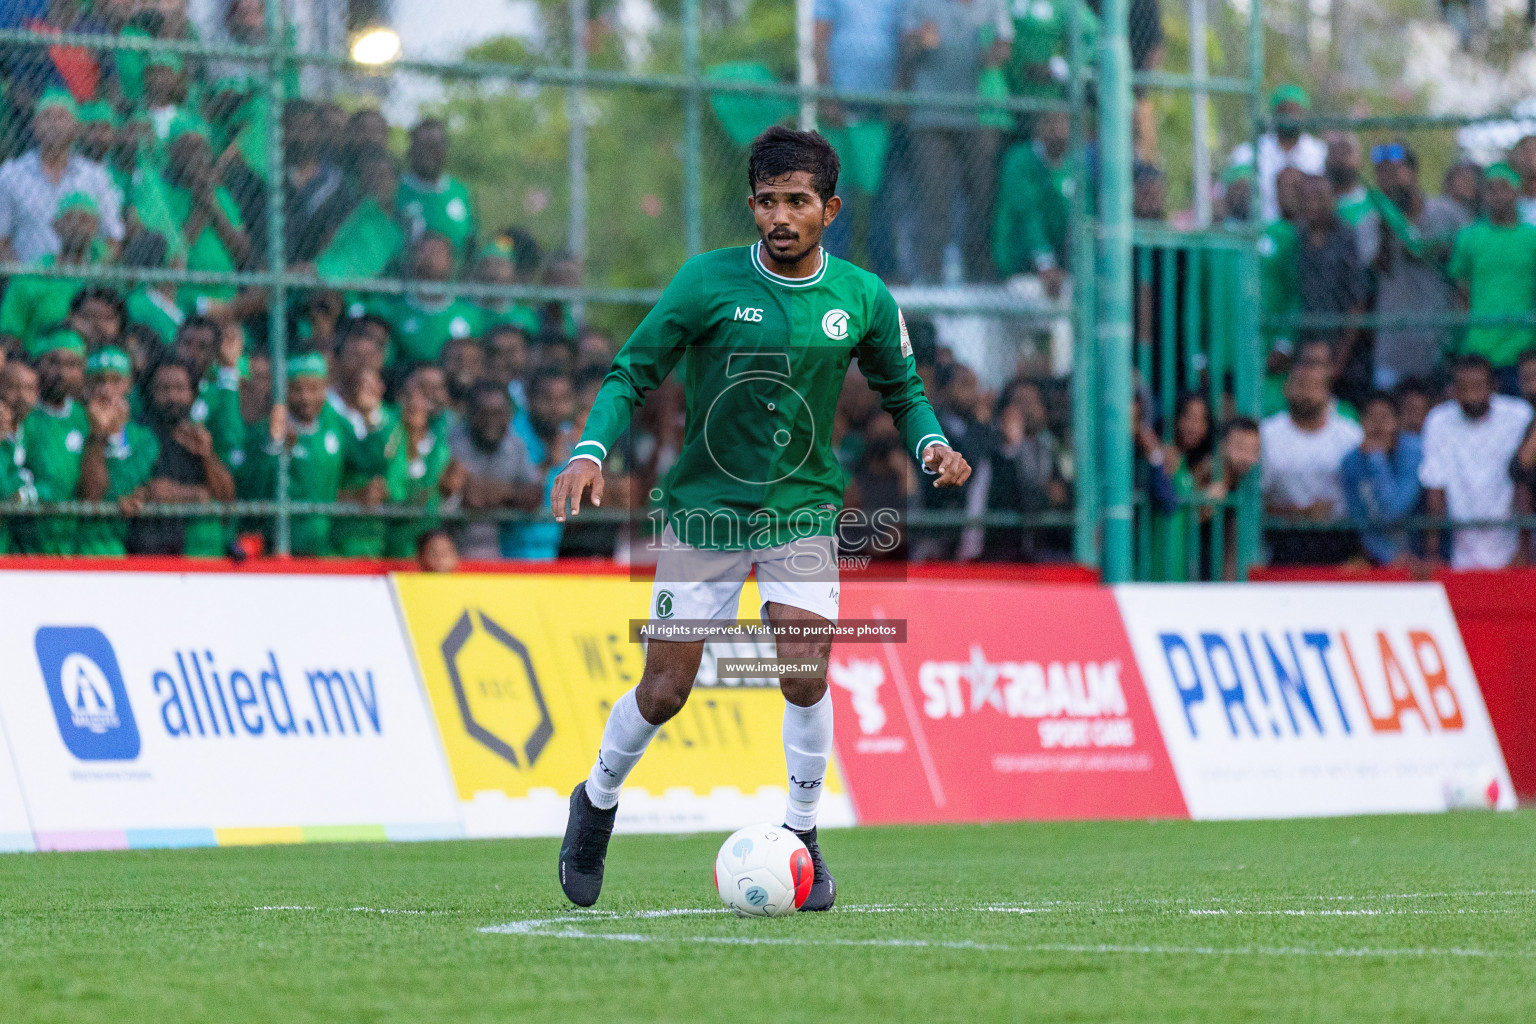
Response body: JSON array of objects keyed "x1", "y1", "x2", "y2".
[
  {"x1": 1229, "y1": 85, "x2": 1326, "y2": 223},
  {"x1": 1420, "y1": 354, "x2": 1534, "y2": 569},
  {"x1": 0, "y1": 89, "x2": 124, "y2": 265},
  {"x1": 1261, "y1": 362, "x2": 1364, "y2": 565}
]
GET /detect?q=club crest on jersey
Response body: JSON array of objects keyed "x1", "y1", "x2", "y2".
[{"x1": 822, "y1": 308, "x2": 850, "y2": 340}]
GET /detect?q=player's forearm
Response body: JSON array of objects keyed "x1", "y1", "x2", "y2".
[{"x1": 575, "y1": 375, "x2": 644, "y2": 460}]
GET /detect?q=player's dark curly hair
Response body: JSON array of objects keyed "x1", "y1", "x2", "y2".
[{"x1": 748, "y1": 126, "x2": 840, "y2": 204}]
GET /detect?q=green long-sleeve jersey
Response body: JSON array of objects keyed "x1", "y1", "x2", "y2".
[{"x1": 576, "y1": 243, "x2": 948, "y2": 549}]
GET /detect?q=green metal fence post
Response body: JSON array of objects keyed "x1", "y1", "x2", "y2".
[
  {"x1": 569, "y1": 0, "x2": 589, "y2": 323},
  {"x1": 682, "y1": 0, "x2": 703, "y2": 257},
  {"x1": 1234, "y1": 0, "x2": 1266, "y2": 579},
  {"x1": 1068, "y1": 0, "x2": 1099, "y2": 568},
  {"x1": 1097, "y1": 0, "x2": 1135, "y2": 582},
  {"x1": 265, "y1": 0, "x2": 290, "y2": 556}
]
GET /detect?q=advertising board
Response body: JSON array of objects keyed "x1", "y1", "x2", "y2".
[
  {"x1": 1114, "y1": 583, "x2": 1516, "y2": 818},
  {"x1": 391, "y1": 573, "x2": 853, "y2": 836},
  {"x1": 0, "y1": 573, "x2": 461, "y2": 850},
  {"x1": 829, "y1": 582, "x2": 1188, "y2": 823}
]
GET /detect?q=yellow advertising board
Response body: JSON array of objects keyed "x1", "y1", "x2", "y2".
[{"x1": 391, "y1": 573, "x2": 849, "y2": 836}]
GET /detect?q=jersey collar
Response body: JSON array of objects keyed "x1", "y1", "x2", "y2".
[{"x1": 750, "y1": 241, "x2": 827, "y2": 288}]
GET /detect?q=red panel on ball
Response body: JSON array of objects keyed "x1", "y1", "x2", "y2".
[{"x1": 790, "y1": 848, "x2": 813, "y2": 907}]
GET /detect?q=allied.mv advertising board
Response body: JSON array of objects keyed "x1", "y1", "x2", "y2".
[{"x1": 0, "y1": 573, "x2": 461, "y2": 850}]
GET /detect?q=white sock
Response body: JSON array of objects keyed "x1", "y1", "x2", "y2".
[
  {"x1": 584, "y1": 689, "x2": 659, "y2": 810},
  {"x1": 782, "y1": 689, "x2": 833, "y2": 831}
]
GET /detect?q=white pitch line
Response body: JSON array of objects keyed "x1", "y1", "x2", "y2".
[
  {"x1": 1190, "y1": 908, "x2": 1513, "y2": 917},
  {"x1": 477, "y1": 915, "x2": 1522, "y2": 958}
]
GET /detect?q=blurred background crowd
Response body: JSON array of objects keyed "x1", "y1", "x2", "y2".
[{"x1": 3, "y1": 0, "x2": 1536, "y2": 575}]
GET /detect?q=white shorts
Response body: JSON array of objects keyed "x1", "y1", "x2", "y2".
[{"x1": 647, "y1": 523, "x2": 839, "y2": 636}]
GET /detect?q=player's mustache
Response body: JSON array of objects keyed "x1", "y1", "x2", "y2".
[{"x1": 768, "y1": 229, "x2": 798, "y2": 240}]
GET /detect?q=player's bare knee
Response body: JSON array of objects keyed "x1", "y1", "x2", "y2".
[
  {"x1": 635, "y1": 641, "x2": 702, "y2": 723},
  {"x1": 635, "y1": 672, "x2": 691, "y2": 723},
  {"x1": 780, "y1": 674, "x2": 828, "y2": 707}
]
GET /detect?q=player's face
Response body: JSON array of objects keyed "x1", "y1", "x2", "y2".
[{"x1": 748, "y1": 171, "x2": 841, "y2": 265}]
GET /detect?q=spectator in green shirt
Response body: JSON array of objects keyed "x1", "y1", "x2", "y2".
[
  {"x1": 0, "y1": 360, "x2": 40, "y2": 554},
  {"x1": 363, "y1": 232, "x2": 482, "y2": 366},
  {"x1": 1005, "y1": 0, "x2": 1099, "y2": 100},
  {"x1": 75, "y1": 347, "x2": 160, "y2": 557},
  {"x1": 168, "y1": 316, "x2": 245, "y2": 465},
  {"x1": 398, "y1": 118, "x2": 476, "y2": 262},
  {"x1": 75, "y1": 102, "x2": 118, "y2": 167},
  {"x1": 329, "y1": 364, "x2": 398, "y2": 558},
  {"x1": 0, "y1": 191, "x2": 106, "y2": 353},
  {"x1": 66, "y1": 286, "x2": 128, "y2": 352},
  {"x1": 1448, "y1": 163, "x2": 1536, "y2": 389},
  {"x1": 404, "y1": 362, "x2": 455, "y2": 443},
  {"x1": 123, "y1": 234, "x2": 185, "y2": 346},
  {"x1": 19, "y1": 330, "x2": 89, "y2": 554},
  {"x1": 1328, "y1": 135, "x2": 1372, "y2": 226},
  {"x1": 470, "y1": 236, "x2": 540, "y2": 335},
  {"x1": 992, "y1": 109, "x2": 1071, "y2": 293},
  {"x1": 315, "y1": 146, "x2": 406, "y2": 283},
  {"x1": 135, "y1": 52, "x2": 210, "y2": 169},
  {"x1": 161, "y1": 126, "x2": 252, "y2": 316},
  {"x1": 383, "y1": 377, "x2": 464, "y2": 558},
  {"x1": 238, "y1": 353, "x2": 387, "y2": 556}
]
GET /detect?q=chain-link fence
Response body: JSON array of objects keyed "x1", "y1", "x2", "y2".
[{"x1": 0, "y1": 0, "x2": 1106, "y2": 566}]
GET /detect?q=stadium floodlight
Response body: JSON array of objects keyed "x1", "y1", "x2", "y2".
[{"x1": 351, "y1": 26, "x2": 401, "y2": 65}]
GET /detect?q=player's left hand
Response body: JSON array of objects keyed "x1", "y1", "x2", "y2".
[{"x1": 923, "y1": 443, "x2": 970, "y2": 488}]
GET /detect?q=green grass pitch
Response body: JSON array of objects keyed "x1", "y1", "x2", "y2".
[{"x1": 2, "y1": 812, "x2": 1534, "y2": 1022}]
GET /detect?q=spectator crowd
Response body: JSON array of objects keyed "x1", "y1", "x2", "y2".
[
  {"x1": 3, "y1": 1, "x2": 1536, "y2": 575},
  {"x1": 1221, "y1": 85, "x2": 1536, "y2": 572}
]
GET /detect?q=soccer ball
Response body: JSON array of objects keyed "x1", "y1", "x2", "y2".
[
  {"x1": 1444, "y1": 766, "x2": 1502, "y2": 810},
  {"x1": 714, "y1": 823, "x2": 814, "y2": 917}
]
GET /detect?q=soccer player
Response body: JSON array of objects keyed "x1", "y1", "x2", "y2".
[{"x1": 551, "y1": 127, "x2": 970, "y2": 910}]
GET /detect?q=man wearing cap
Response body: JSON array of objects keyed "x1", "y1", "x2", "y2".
[
  {"x1": 0, "y1": 190, "x2": 105, "y2": 351},
  {"x1": 398, "y1": 119, "x2": 477, "y2": 263},
  {"x1": 19, "y1": 330, "x2": 89, "y2": 554},
  {"x1": 1449, "y1": 164, "x2": 1536, "y2": 391},
  {"x1": 137, "y1": 52, "x2": 206, "y2": 162},
  {"x1": 1229, "y1": 85, "x2": 1326, "y2": 223},
  {"x1": 1359, "y1": 142, "x2": 1462, "y2": 390},
  {"x1": 75, "y1": 347, "x2": 160, "y2": 557},
  {"x1": 238, "y1": 353, "x2": 386, "y2": 557},
  {"x1": 470, "y1": 236, "x2": 541, "y2": 336},
  {"x1": 75, "y1": 102, "x2": 117, "y2": 166},
  {"x1": 0, "y1": 89, "x2": 123, "y2": 263}
]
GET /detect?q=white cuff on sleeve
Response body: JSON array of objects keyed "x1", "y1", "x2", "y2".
[{"x1": 568, "y1": 452, "x2": 603, "y2": 469}]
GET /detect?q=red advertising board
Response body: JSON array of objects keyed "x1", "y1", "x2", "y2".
[{"x1": 829, "y1": 582, "x2": 1188, "y2": 823}]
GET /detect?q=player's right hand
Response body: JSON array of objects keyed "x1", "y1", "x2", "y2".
[{"x1": 550, "y1": 457, "x2": 604, "y2": 522}]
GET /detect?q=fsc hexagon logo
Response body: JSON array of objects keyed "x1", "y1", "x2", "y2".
[{"x1": 440, "y1": 610, "x2": 553, "y2": 769}]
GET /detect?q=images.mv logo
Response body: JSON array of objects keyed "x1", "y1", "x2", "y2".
[{"x1": 35, "y1": 626, "x2": 141, "y2": 761}]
